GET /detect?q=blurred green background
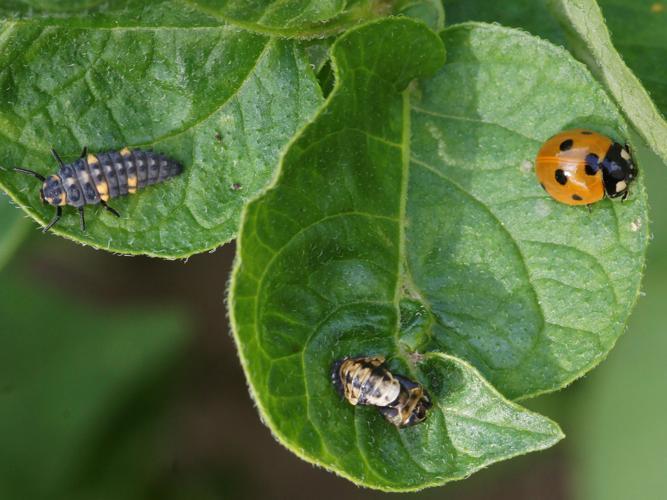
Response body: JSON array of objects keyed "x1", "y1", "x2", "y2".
[{"x1": 0, "y1": 135, "x2": 665, "y2": 500}]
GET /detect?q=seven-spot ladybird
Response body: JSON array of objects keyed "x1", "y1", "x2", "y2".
[
  {"x1": 535, "y1": 129, "x2": 637, "y2": 206},
  {"x1": 331, "y1": 356, "x2": 432, "y2": 428},
  {"x1": 14, "y1": 147, "x2": 183, "y2": 232}
]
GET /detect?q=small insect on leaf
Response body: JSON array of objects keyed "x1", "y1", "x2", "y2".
[
  {"x1": 14, "y1": 147, "x2": 183, "y2": 233},
  {"x1": 535, "y1": 129, "x2": 637, "y2": 206},
  {"x1": 332, "y1": 356, "x2": 432, "y2": 428}
]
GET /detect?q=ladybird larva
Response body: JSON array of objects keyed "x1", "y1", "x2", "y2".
[{"x1": 14, "y1": 146, "x2": 183, "y2": 232}]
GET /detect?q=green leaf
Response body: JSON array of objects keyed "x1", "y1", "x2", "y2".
[
  {"x1": 0, "y1": 7, "x2": 323, "y2": 258},
  {"x1": 410, "y1": 23, "x2": 648, "y2": 398},
  {"x1": 444, "y1": 0, "x2": 566, "y2": 45},
  {"x1": 550, "y1": 0, "x2": 667, "y2": 168},
  {"x1": 598, "y1": 0, "x2": 667, "y2": 113},
  {"x1": 190, "y1": 0, "x2": 386, "y2": 37},
  {"x1": 230, "y1": 19, "x2": 569, "y2": 490},
  {"x1": 395, "y1": 0, "x2": 445, "y2": 31},
  {"x1": 198, "y1": 0, "x2": 447, "y2": 36},
  {"x1": 0, "y1": 193, "x2": 29, "y2": 271},
  {"x1": 184, "y1": 0, "x2": 349, "y2": 34},
  {"x1": 445, "y1": 0, "x2": 667, "y2": 127},
  {"x1": 0, "y1": 0, "x2": 225, "y2": 27},
  {"x1": 0, "y1": 0, "x2": 430, "y2": 38},
  {"x1": 0, "y1": 271, "x2": 189, "y2": 499}
]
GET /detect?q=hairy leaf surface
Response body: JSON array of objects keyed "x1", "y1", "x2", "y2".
[
  {"x1": 551, "y1": 0, "x2": 667, "y2": 168},
  {"x1": 444, "y1": 0, "x2": 565, "y2": 45},
  {"x1": 598, "y1": 0, "x2": 667, "y2": 113},
  {"x1": 0, "y1": 8, "x2": 322, "y2": 257},
  {"x1": 0, "y1": 0, "x2": 436, "y2": 37},
  {"x1": 230, "y1": 19, "x2": 571, "y2": 491},
  {"x1": 410, "y1": 23, "x2": 647, "y2": 398}
]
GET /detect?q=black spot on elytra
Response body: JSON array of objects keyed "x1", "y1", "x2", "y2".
[
  {"x1": 555, "y1": 169, "x2": 568, "y2": 185},
  {"x1": 572, "y1": 194, "x2": 583, "y2": 201},
  {"x1": 559, "y1": 139, "x2": 574, "y2": 151}
]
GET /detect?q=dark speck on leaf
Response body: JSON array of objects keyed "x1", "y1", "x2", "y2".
[
  {"x1": 232, "y1": 183, "x2": 242, "y2": 191},
  {"x1": 215, "y1": 132, "x2": 222, "y2": 142}
]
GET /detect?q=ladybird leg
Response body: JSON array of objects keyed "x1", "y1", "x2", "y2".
[
  {"x1": 79, "y1": 146, "x2": 88, "y2": 159},
  {"x1": 43, "y1": 206, "x2": 62, "y2": 233},
  {"x1": 50, "y1": 148, "x2": 65, "y2": 168},
  {"x1": 78, "y1": 207, "x2": 86, "y2": 231},
  {"x1": 622, "y1": 191, "x2": 629, "y2": 202},
  {"x1": 587, "y1": 204, "x2": 593, "y2": 214},
  {"x1": 100, "y1": 199, "x2": 120, "y2": 218}
]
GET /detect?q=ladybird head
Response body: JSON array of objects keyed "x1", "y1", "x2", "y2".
[
  {"x1": 602, "y1": 143, "x2": 637, "y2": 199},
  {"x1": 41, "y1": 175, "x2": 67, "y2": 206}
]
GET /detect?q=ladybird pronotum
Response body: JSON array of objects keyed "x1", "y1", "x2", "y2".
[
  {"x1": 14, "y1": 147, "x2": 183, "y2": 232},
  {"x1": 331, "y1": 356, "x2": 432, "y2": 428}
]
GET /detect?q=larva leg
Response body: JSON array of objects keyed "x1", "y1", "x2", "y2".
[
  {"x1": 43, "y1": 206, "x2": 62, "y2": 233},
  {"x1": 100, "y1": 199, "x2": 120, "y2": 218},
  {"x1": 51, "y1": 148, "x2": 65, "y2": 167},
  {"x1": 78, "y1": 207, "x2": 86, "y2": 231}
]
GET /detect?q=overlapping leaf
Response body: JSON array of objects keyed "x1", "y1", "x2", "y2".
[
  {"x1": 446, "y1": 0, "x2": 667, "y2": 173},
  {"x1": 0, "y1": 6, "x2": 323, "y2": 257},
  {"x1": 409, "y1": 23, "x2": 647, "y2": 398},
  {"x1": 444, "y1": 0, "x2": 565, "y2": 45},
  {"x1": 550, "y1": 0, "x2": 667, "y2": 168},
  {"x1": 230, "y1": 19, "x2": 579, "y2": 490},
  {"x1": 0, "y1": 0, "x2": 357, "y2": 36},
  {"x1": 598, "y1": 0, "x2": 667, "y2": 113}
]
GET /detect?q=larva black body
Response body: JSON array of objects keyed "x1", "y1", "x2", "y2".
[
  {"x1": 332, "y1": 356, "x2": 432, "y2": 428},
  {"x1": 14, "y1": 147, "x2": 183, "y2": 231}
]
